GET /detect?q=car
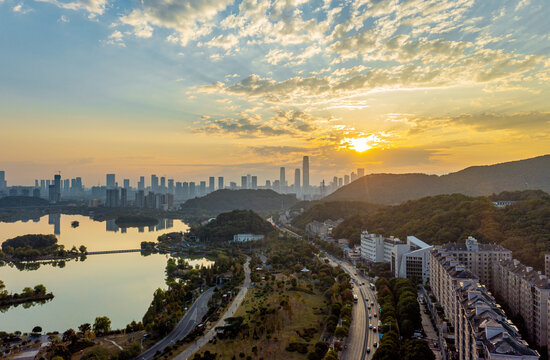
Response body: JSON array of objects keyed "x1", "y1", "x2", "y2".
[
  {"x1": 369, "y1": 314, "x2": 372, "y2": 319},
  {"x1": 369, "y1": 324, "x2": 373, "y2": 329},
  {"x1": 374, "y1": 313, "x2": 377, "y2": 318},
  {"x1": 367, "y1": 348, "x2": 371, "y2": 353},
  {"x1": 370, "y1": 302, "x2": 374, "y2": 307},
  {"x1": 373, "y1": 327, "x2": 377, "y2": 333},
  {"x1": 373, "y1": 342, "x2": 378, "y2": 348}
]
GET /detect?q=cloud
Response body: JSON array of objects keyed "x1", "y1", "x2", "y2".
[
  {"x1": 101, "y1": 30, "x2": 125, "y2": 47},
  {"x1": 34, "y1": 0, "x2": 107, "y2": 17},
  {"x1": 13, "y1": 2, "x2": 32, "y2": 13},
  {"x1": 58, "y1": 14, "x2": 69, "y2": 22}
]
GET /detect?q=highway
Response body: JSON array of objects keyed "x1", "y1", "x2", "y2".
[
  {"x1": 138, "y1": 287, "x2": 215, "y2": 360},
  {"x1": 173, "y1": 256, "x2": 251, "y2": 360},
  {"x1": 276, "y1": 224, "x2": 380, "y2": 359}
]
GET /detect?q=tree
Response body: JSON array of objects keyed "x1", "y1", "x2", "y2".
[
  {"x1": 22, "y1": 287, "x2": 34, "y2": 297},
  {"x1": 79, "y1": 245, "x2": 87, "y2": 253},
  {"x1": 34, "y1": 284, "x2": 47, "y2": 296},
  {"x1": 32, "y1": 326, "x2": 42, "y2": 333},
  {"x1": 322, "y1": 349, "x2": 338, "y2": 360},
  {"x1": 334, "y1": 326, "x2": 348, "y2": 339},
  {"x1": 79, "y1": 323, "x2": 92, "y2": 333},
  {"x1": 63, "y1": 328, "x2": 78, "y2": 343},
  {"x1": 93, "y1": 316, "x2": 111, "y2": 335}
]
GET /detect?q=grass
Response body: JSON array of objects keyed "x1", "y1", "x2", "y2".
[{"x1": 196, "y1": 276, "x2": 327, "y2": 360}]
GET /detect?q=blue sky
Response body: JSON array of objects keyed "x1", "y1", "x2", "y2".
[{"x1": 1, "y1": 0, "x2": 549, "y2": 185}]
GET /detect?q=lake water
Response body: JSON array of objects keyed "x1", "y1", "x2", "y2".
[{"x1": 0, "y1": 215, "x2": 213, "y2": 333}]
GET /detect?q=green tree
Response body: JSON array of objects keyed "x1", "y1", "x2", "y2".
[
  {"x1": 34, "y1": 284, "x2": 47, "y2": 296},
  {"x1": 79, "y1": 245, "x2": 87, "y2": 253},
  {"x1": 93, "y1": 316, "x2": 111, "y2": 335}
]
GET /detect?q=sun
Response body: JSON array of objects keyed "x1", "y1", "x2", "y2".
[{"x1": 342, "y1": 137, "x2": 373, "y2": 153}]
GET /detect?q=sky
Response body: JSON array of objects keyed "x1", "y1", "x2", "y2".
[{"x1": 1, "y1": 0, "x2": 549, "y2": 186}]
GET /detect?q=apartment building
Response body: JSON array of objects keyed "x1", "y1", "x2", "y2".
[
  {"x1": 430, "y1": 246, "x2": 479, "y2": 323},
  {"x1": 492, "y1": 259, "x2": 550, "y2": 349},
  {"x1": 360, "y1": 230, "x2": 401, "y2": 262},
  {"x1": 545, "y1": 253, "x2": 550, "y2": 277},
  {"x1": 454, "y1": 281, "x2": 539, "y2": 360},
  {"x1": 438, "y1": 237, "x2": 512, "y2": 289},
  {"x1": 391, "y1": 236, "x2": 432, "y2": 283}
]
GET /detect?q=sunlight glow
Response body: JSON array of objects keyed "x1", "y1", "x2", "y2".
[{"x1": 340, "y1": 134, "x2": 384, "y2": 153}]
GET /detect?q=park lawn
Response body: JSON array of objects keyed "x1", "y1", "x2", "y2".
[{"x1": 197, "y1": 279, "x2": 327, "y2": 360}]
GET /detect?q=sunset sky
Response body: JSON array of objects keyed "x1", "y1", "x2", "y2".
[{"x1": 1, "y1": 0, "x2": 549, "y2": 185}]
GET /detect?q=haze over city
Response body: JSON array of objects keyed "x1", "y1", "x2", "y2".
[{"x1": 1, "y1": 0, "x2": 549, "y2": 185}]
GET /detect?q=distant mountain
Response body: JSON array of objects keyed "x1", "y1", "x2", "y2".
[
  {"x1": 180, "y1": 189, "x2": 298, "y2": 215},
  {"x1": 325, "y1": 155, "x2": 550, "y2": 204},
  {"x1": 290, "y1": 201, "x2": 382, "y2": 229}
]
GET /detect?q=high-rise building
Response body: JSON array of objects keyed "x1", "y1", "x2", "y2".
[
  {"x1": 294, "y1": 168, "x2": 301, "y2": 192},
  {"x1": 182, "y1": 182, "x2": 189, "y2": 198},
  {"x1": 247, "y1": 174, "x2": 251, "y2": 188},
  {"x1": 241, "y1": 176, "x2": 247, "y2": 189},
  {"x1": 120, "y1": 188, "x2": 128, "y2": 207},
  {"x1": 138, "y1": 176, "x2": 145, "y2": 190},
  {"x1": 251, "y1": 176, "x2": 257, "y2": 189},
  {"x1": 35, "y1": 179, "x2": 39, "y2": 188},
  {"x1": 302, "y1": 156, "x2": 309, "y2": 192},
  {"x1": 63, "y1": 179, "x2": 69, "y2": 192},
  {"x1": 357, "y1": 168, "x2": 365, "y2": 178},
  {"x1": 338, "y1": 177, "x2": 343, "y2": 187},
  {"x1": 168, "y1": 179, "x2": 174, "y2": 193},
  {"x1": 344, "y1": 175, "x2": 350, "y2": 185},
  {"x1": 280, "y1": 167, "x2": 286, "y2": 188},
  {"x1": 123, "y1": 179, "x2": 130, "y2": 189},
  {"x1": 218, "y1": 176, "x2": 224, "y2": 190},
  {"x1": 265, "y1": 180, "x2": 271, "y2": 188},
  {"x1": 106, "y1": 188, "x2": 120, "y2": 207},
  {"x1": 53, "y1": 174, "x2": 61, "y2": 202},
  {"x1": 0, "y1": 170, "x2": 6, "y2": 190},
  {"x1": 151, "y1": 175, "x2": 159, "y2": 191},
  {"x1": 209, "y1": 177, "x2": 215, "y2": 192},
  {"x1": 135, "y1": 190, "x2": 145, "y2": 208},
  {"x1": 106, "y1": 174, "x2": 116, "y2": 188},
  {"x1": 199, "y1": 181, "x2": 206, "y2": 196},
  {"x1": 160, "y1": 177, "x2": 166, "y2": 190},
  {"x1": 189, "y1": 182, "x2": 196, "y2": 197},
  {"x1": 351, "y1": 172, "x2": 357, "y2": 182}
]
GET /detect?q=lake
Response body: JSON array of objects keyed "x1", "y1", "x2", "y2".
[{"x1": 0, "y1": 214, "x2": 213, "y2": 333}]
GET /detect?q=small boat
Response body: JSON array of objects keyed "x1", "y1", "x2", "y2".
[{"x1": 71, "y1": 221, "x2": 80, "y2": 228}]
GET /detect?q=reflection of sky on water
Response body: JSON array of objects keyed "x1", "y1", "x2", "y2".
[{"x1": 0, "y1": 215, "x2": 213, "y2": 333}]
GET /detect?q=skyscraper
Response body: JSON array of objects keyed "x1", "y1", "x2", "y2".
[
  {"x1": 280, "y1": 167, "x2": 286, "y2": 188},
  {"x1": 138, "y1": 176, "x2": 145, "y2": 190},
  {"x1": 168, "y1": 179, "x2": 174, "y2": 192},
  {"x1": 251, "y1": 176, "x2": 257, "y2": 189},
  {"x1": 303, "y1": 156, "x2": 310, "y2": 192},
  {"x1": 209, "y1": 177, "x2": 215, "y2": 192},
  {"x1": 241, "y1": 176, "x2": 247, "y2": 189},
  {"x1": 351, "y1": 172, "x2": 357, "y2": 182},
  {"x1": 344, "y1": 175, "x2": 350, "y2": 185},
  {"x1": 106, "y1": 174, "x2": 116, "y2": 188},
  {"x1": 151, "y1": 175, "x2": 159, "y2": 191},
  {"x1": 0, "y1": 171, "x2": 6, "y2": 189},
  {"x1": 218, "y1": 176, "x2": 224, "y2": 190},
  {"x1": 160, "y1": 177, "x2": 166, "y2": 190},
  {"x1": 294, "y1": 168, "x2": 301, "y2": 192},
  {"x1": 123, "y1": 179, "x2": 130, "y2": 189},
  {"x1": 54, "y1": 174, "x2": 61, "y2": 202},
  {"x1": 357, "y1": 168, "x2": 365, "y2": 178}
]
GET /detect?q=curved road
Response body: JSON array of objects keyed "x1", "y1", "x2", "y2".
[
  {"x1": 139, "y1": 287, "x2": 215, "y2": 360},
  {"x1": 173, "y1": 256, "x2": 251, "y2": 360}
]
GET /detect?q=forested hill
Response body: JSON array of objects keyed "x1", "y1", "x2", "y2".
[
  {"x1": 188, "y1": 209, "x2": 274, "y2": 243},
  {"x1": 325, "y1": 154, "x2": 550, "y2": 204},
  {"x1": 331, "y1": 191, "x2": 550, "y2": 270},
  {"x1": 290, "y1": 201, "x2": 382, "y2": 229},
  {"x1": 180, "y1": 189, "x2": 298, "y2": 215}
]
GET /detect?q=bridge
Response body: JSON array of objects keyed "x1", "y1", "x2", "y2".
[{"x1": 85, "y1": 249, "x2": 143, "y2": 255}]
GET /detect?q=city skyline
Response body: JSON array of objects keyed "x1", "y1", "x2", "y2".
[{"x1": 1, "y1": 0, "x2": 549, "y2": 184}]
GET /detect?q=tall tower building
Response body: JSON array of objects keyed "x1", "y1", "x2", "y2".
[
  {"x1": 218, "y1": 176, "x2": 224, "y2": 190},
  {"x1": 357, "y1": 168, "x2": 365, "y2": 178},
  {"x1": 151, "y1": 175, "x2": 159, "y2": 191},
  {"x1": 280, "y1": 167, "x2": 286, "y2": 191},
  {"x1": 241, "y1": 176, "x2": 247, "y2": 189},
  {"x1": 209, "y1": 177, "x2": 215, "y2": 192},
  {"x1": 54, "y1": 174, "x2": 61, "y2": 202},
  {"x1": 251, "y1": 176, "x2": 258, "y2": 189},
  {"x1": 160, "y1": 177, "x2": 166, "y2": 190},
  {"x1": 0, "y1": 170, "x2": 6, "y2": 190},
  {"x1": 138, "y1": 176, "x2": 145, "y2": 190},
  {"x1": 302, "y1": 156, "x2": 310, "y2": 192},
  {"x1": 123, "y1": 179, "x2": 130, "y2": 189},
  {"x1": 344, "y1": 175, "x2": 350, "y2": 185},
  {"x1": 106, "y1": 174, "x2": 116, "y2": 188},
  {"x1": 294, "y1": 169, "x2": 301, "y2": 192}
]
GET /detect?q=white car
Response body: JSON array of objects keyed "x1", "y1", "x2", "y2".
[
  {"x1": 369, "y1": 324, "x2": 373, "y2": 329},
  {"x1": 369, "y1": 314, "x2": 372, "y2": 319}
]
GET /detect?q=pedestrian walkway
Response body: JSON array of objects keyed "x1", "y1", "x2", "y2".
[{"x1": 419, "y1": 301, "x2": 443, "y2": 360}]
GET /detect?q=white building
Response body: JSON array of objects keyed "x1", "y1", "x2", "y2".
[
  {"x1": 360, "y1": 231, "x2": 401, "y2": 263},
  {"x1": 391, "y1": 236, "x2": 432, "y2": 283},
  {"x1": 232, "y1": 234, "x2": 264, "y2": 242}
]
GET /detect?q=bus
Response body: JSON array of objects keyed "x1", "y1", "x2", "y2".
[{"x1": 353, "y1": 294, "x2": 358, "y2": 303}]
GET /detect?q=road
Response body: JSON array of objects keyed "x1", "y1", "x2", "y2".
[
  {"x1": 173, "y1": 256, "x2": 251, "y2": 360},
  {"x1": 419, "y1": 300, "x2": 443, "y2": 360},
  {"x1": 276, "y1": 224, "x2": 379, "y2": 360},
  {"x1": 138, "y1": 287, "x2": 215, "y2": 360}
]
